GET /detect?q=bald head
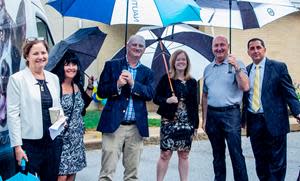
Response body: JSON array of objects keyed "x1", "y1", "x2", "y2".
[
  {"x1": 212, "y1": 35, "x2": 228, "y2": 47},
  {"x1": 212, "y1": 35, "x2": 229, "y2": 62}
]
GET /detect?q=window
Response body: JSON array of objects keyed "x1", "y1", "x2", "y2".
[{"x1": 36, "y1": 17, "x2": 54, "y2": 48}]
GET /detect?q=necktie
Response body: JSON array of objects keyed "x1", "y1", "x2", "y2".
[{"x1": 252, "y1": 65, "x2": 260, "y2": 112}]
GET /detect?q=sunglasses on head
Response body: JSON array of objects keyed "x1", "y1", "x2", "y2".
[{"x1": 25, "y1": 37, "x2": 45, "y2": 43}]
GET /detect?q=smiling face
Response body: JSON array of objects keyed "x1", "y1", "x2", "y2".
[
  {"x1": 64, "y1": 62, "x2": 78, "y2": 80},
  {"x1": 126, "y1": 35, "x2": 145, "y2": 62},
  {"x1": 26, "y1": 42, "x2": 48, "y2": 73},
  {"x1": 212, "y1": 36, "x2": 229, "y2": 63},
  {"x1": 174, "y1": 52, "x2": 188, "y2": 72}
]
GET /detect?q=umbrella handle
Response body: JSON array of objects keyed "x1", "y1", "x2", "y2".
[
  {"x1": 81, "y1": 70, "x2": 91, "y2": 79},
  {"x1": 159, "y1": 41, "x2": 174, "y2": 94},
  {"x1": 21, "y1": 158, "x2": 26, "y2": 171}
]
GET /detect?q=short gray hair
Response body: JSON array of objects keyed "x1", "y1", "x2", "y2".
[{"x1": 127, "y1": 34, "x2": 145, "y2": 47}]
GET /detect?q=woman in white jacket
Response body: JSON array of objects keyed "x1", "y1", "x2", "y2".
[{"x1": 7, "y1": 38, "x2": 61, "y2": 181}]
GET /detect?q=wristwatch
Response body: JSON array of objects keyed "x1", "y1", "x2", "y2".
[
  {"x1": 235, "y1": 67, "x2": 242, "y2": 73},
  {"x1": 87, "y1": 85, "x2": 93, "y2": 90}
]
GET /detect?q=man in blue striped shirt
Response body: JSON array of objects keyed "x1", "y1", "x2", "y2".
[{"x1": 97, "y1": 35, "x2": 155, "y2": 181}]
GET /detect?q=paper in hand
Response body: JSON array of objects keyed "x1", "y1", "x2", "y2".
[{"x1": 49, "y1": 115, "x2": 67, "y2": 140}]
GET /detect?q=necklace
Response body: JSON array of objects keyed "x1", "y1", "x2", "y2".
[{"x1": 37, "y1": 80, "x2": 46, "y2": 92}]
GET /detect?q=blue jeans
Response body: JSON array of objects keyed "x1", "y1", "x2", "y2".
[{"x1": 206, "y1": 108, "x2": 248, "y2": 181}]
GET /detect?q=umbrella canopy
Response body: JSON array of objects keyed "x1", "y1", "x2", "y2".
[
  {"x1": 112, "y1": 24, "x2": 214, "y2": 87},
  {"x1": 46, "y1": 0, "x2": 201, "y2": 27},
  {"x1": 189, "y1": 0, "x2": 298, "y2": 72},
  {"x1": 45, "y1": 27, "x2": 106, "y2": 72},
  {"x1": 189, "y1": 0, "x2": 298, "y2": 29},
  {"x1": 47, "y1": 0, "x2": 201, "y2": 48},
  {"x1": 6, "y1": 172, "x2": 39, "y2": 181}
]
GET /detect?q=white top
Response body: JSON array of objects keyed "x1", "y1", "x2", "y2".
[{"x1": 7, "y1": 67, "x2": 61, "y2": 147}]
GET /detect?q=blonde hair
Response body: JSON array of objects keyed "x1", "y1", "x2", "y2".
[{"x1": 169, "y1": 49, "x2": 191, "y2": 80}]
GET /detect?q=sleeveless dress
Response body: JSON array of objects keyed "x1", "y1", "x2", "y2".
[
  {"x1": 58, "y1": 91, "x2": 86, "y2": 175},
  {"x1": 160, "y1": 81, "x2": 194, "y2": 151}
]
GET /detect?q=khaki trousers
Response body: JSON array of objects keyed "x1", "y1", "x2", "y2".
[{"x1": 99, "y1": 125, "x2": 143, "y2": 181}]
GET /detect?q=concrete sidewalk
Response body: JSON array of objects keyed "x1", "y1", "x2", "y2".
[{"x1": 84, "y1": 114, "x2": 300, "y2": 150}]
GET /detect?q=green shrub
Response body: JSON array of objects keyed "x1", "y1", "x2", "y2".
[{"x1": 83, "y1": 111, "x2": 160, "y2": 130}]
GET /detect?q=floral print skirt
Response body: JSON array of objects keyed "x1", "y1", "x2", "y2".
[{"x1": 160, "y1": 101, "x2": 193, "y2": 151}]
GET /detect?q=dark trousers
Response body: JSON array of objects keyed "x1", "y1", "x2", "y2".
[
  {"x1": 206, "y1": 108, "x2": 248, "y2": 181},
  {"x1": 0, "y1": 130, "x2": 16, "y2": 180},
  {"x1": 22, "y1": 135, "x2": 61, "y2": 181},
  {"x1": 247, "y1": 112, "x2": 287, "y2": 181}
]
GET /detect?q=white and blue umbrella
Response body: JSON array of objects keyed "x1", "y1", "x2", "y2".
[
  {"x1": 189, "y1": 0, "x2": 298, "y2": 30},
  {"x1": 47, "y1": 0, "x2": 201, "y2": 27},
  {"x1": 188, "y1": 0, "x2": 298, "y2": 72},
  {"x1": 112, "y1": 24, "x2": 214, "y2": 88},
  {"x1": 47, "y1": 0, "x2": 201, "y2": 46}
]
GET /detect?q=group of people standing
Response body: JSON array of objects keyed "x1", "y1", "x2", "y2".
[
  {"x1": 97, "y1": 34, "x2": 300, "y2": 181},
  {"x1": 4, "y1": 33, "x2": 300, "y2": 181}
]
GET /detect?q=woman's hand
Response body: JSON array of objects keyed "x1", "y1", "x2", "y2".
[
  {"x1": 14, "y1": 145, "x2": 28, "y2": 166},
  {"x1": 87, "y1": 76, "x2": 94, "y2": 89},
  {"x1": 86, "y1": 76, "x2": 95, "y2": 97},
  {"x1": 166, "y1": 95, "x2": 178, "y2": 104}
]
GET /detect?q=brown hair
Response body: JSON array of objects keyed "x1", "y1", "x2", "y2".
[
  {"x1": 169, "y1": 49, "x2": 191, "y2": 80},
  {"x1": 22, "y1": 39, "x2": 49, "y2": 66},
  {"x1": 247, "y1": 37, "x2": 265, "y2": 49}
]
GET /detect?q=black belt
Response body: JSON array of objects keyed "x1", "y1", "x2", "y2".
[
  {"x1": 247, "y1": 111, "x2": 264, "y2": 117},
  {"x1": 208, "y1": 104, "x2": 240, "y2": 112},
  {"x1": 120, "y1": 121, "x2": 136, "y2": 126}
]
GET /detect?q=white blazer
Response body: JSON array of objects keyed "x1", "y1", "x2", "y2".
[{"x1": 7, "y1": 67, "x2": 61, "y2": 147}]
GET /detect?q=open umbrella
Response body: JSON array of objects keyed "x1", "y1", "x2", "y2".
[
  {"x1": 112, "y1": 24, "x2": 214, "y2": 88},
  {"x1": 6, "y1": 172, "x2": 39, "y2": 181},
  {"x1": 45, "y1": 27, "x2": 106, "y2": 73},
  {"x1": 189, "y1": 0, "x2": 298, "y2": 72},
  {"x1": 6, "y1": 160, "x2": 39, "y2": 181},
  {"x1": 46, "y1": 0, "x2": 201, "y2": 47},
  {"x1": 191, "y1": 0, "x2": 297, "y2": 30}
]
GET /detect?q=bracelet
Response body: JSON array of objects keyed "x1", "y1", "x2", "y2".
[{"x1": 87, "y1": 86, "x2": 93, "y2": 90}]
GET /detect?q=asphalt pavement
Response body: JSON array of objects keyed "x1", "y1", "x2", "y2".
[{"x1": 77, "y1": 132, "x2": 300, "y2": 181}]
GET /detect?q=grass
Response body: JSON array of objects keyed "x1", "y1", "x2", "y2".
[
  {"x1": 83, "y1": 111, "x2": 100, "y2": 129},
  {"x1": 83, "y1": 111, "x2": 160, "y2": 130}
]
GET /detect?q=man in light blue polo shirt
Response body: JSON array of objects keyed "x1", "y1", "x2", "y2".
[{"x1": 201, "y1": 35, "x2": 249, "y2": 181}]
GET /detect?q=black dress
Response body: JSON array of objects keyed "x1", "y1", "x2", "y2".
[
  {"x1": 154, "y1": 75, "x2": 199, "y2": 151},
  {"x1": 160, "y1": 85, "x2": 193, "y2": 151}
]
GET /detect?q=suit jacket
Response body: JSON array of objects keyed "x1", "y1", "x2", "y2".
[
  {"x1": 97, "y1": 58, "x2": 155, "y2": 137},
  {"x1": 242, "y1": 58, "x2": 300, "y2": 137},
  {"x1": 153, "y1": 74, "x2": 199, "y2": 129},
  {"x1": 7, "y1": 67, "x2": 61, "y2": 147}
]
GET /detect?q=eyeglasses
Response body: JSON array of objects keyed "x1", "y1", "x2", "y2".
[{"x1": 25, "y1": 37, "x2": 45, "y2": 43}]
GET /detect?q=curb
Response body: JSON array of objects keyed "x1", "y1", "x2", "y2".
[
  {"x1": 84, "y1": 132, "x2": 209, "y2": 150},
  {"x1": 84, "y1": 121, "x2": 300, "y2": 150}
]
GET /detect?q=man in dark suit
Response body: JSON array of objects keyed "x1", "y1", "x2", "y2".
[
  {"x1": 97, "y1": 34, "x2": 155, "y2": 181},
  {"x1": 242, "y1": 38, "x2": 300, "y2": 181}
]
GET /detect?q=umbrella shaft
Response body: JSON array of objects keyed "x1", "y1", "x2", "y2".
[{"x1": 159, "y1": 41, "x2": 174, "y2": 94}]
